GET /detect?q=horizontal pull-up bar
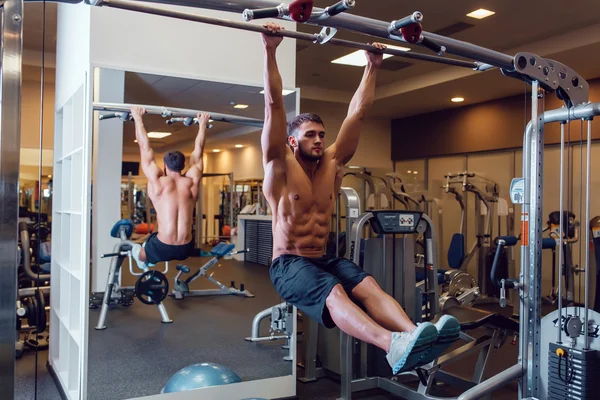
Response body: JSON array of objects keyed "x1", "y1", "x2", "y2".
[
  {"x1": 93, "y1": 102, "x2": 265, "y2": 128},
  {"x1": 95, "y1": 0, "x2": 479, "y2": 69}
]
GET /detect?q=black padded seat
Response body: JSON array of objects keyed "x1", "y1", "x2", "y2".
[
  {"x1": 436, "y1": 306, "x2": 497, "y2": 330},
  {"x1": 432, "y1": 305, "x2": 519, "y2": 332}
]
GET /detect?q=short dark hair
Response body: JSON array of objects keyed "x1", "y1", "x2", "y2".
[
  {"x1": 287, "y1": 113, "x2": 325, "y2": 138},
  {"x1": 163, "y1": 150, "x2": 185, "y2": 173}
]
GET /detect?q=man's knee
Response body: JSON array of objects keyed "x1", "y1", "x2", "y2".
[
  {"x1": 325, "y1": 283, "x2": 348, "y2": 308},
  {"x1": 352, "y1": 276, "x2": 382, "y2": 300},
  {"x1": 139, "y1": 247, "x2": 147, "y2": 262}
]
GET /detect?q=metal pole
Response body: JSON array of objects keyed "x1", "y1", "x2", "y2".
[
  {"x1": 127, "y1": 171, "x2": 133, "y2": 220},
  {"x1": 523, "y1": 80, "x2": 544, "y2": 399},
  {"x1": 196, "y1": 182, "x2": 203, "y2": 247},
  {"x1": 336, "y1": 194, "x2": 340, "y2": 257},
  {"x1": 229, "y1": 173, "x2": 234, "y2": 227},
  {"x1": 557, "y1": 123, "x2": 565, "y2": 344},
  {"x1": 96, "y1": 0, "x2": 478, "y2": 69},
  {"x1": 93, "y1": 101, "x2": 264, "y2": 128},
  {"x1": 584, "y1": 119, "x2": 592, "y2": 349},
  {"x1": 0, "y1": 0, "x2": 23, "y2": 396}
]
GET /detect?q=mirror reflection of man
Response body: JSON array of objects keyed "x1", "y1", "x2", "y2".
[{"x1": 128, "y1": 107, "x2": 209, "y2": 267}]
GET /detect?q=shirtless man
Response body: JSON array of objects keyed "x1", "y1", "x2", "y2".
[
  {"x1": 129, "y1": 106, "x2": 209, "y2": 268},
  {"x1": 260, "y1": 23, "x2": 460, "y2": 374}
]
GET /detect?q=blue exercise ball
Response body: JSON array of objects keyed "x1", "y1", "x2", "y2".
[{"x1": 163, "y1": 362, "x2": 242, "y2": 393}]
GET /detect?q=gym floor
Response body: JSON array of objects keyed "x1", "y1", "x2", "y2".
[{"x1": 16, "y1": 257, "x2": 533, "y2": 400}]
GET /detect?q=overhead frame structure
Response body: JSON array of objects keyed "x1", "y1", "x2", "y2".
[
  {"x1": 93, "y1": 102, "x2": 265, "y2": 128},
  {"x1": 89, "y1": 0, "x2": 480, "y2": 69},
  {"x1": 85, "y1": 0, "x2": 588, "y2": 102}
]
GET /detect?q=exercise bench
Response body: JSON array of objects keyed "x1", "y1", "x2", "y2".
[{"x1": 170, "y1": 242, "x2": 254, "y2": 300}]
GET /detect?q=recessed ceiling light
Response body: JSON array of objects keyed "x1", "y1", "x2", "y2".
[
  {"x1": 332, "y1": 45, "x2": 410, "y2": 67},
  {"x1": 260, "y1": 89, "x2": 295, "y2": 96},
  {"x1": 48, "y1": 175, "x2": 52, "y2": 178},
  {"x1": 348, "y1": 165, "x2": 361, "y2": 169},
  {"x1": 466, "y1": 8, "x2": 495, "y2": 19},
  {"x1": 234, "y1": 104, "x2": 249, "y2": 109},
  {"x1": 134, "y1": 139, "x2": 138, "y2": 143},
  {"x1": 213, "y1": 149, "x2": 221, "y2": 153},
  {"x1": 147, "y1": 131, "x2": 171, "y2": 139},
  {"x1": 451, "y1": 97, "x2": 465, "y2": 103},
  {"x1": 413, "y1": 171, "x2": 419, "y2": 175},
  {"x1": 407, "y1": 170, "x2": 412, "y2": 174},
  {"x1": 387, "y1": 45, "x2": 411, "y2": 52},
  {"x1": 209, "y1": 119, "x2": 214, "y2": 123},
  {"x1": 235, "y1": 144, "x2": 244, "y2": 148}
]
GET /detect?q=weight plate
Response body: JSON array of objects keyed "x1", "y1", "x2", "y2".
[
  {"x1": 135, "y1": 270, "x2": 169, "y2": 305},
  {"x1": 25, "y1": 329, "x2": 50, "y2": 350},
  {"x1": 448, "y1": 272, "x2": 477, "y2": 296}
]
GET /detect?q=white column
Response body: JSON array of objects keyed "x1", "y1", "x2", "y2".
[{"x1": 91, "y1": 68, "x2": 125, "y2": 293}]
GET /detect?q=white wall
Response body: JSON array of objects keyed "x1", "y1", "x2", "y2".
[
  {"x1": 55, "y1": 3, "x2": 91, "y2": 109},
  {"x1": 90, "y1": 6, "x2": 297, "y2": 87},
  {"x1": 207, "y1": 145, "x2": 264, "y2": 179},
  {"x1": 91, "y1": 69, "x2": 125, "y2": 293},
  {"x1": 301, "y1": 99, "x2": 393, "y2": 170}
]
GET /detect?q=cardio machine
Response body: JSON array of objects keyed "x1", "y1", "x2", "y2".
[
  {"x1": 90, "y1": 219, "x2": 172, "y2": 330},
  {"x1": 170, "y1": 242, "x2": 253, "y2": 299}
]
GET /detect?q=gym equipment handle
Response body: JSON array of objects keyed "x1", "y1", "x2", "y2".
[
  {"x1": 102, "y1": 252, "x2": 124, "y2": 258},
  {"x1": 389, "y1": 11, "x2": 423, "y2": 32},
  {"x1": 325, "y1": 0, "x2": 355, "y2": 18},
  {"x1": 243, "y1": 7, "x2": 280, "y2": 22},
  {"x1": 496, "y1": 235, "x2": 519, "y2": 246},
  {"x1": 491, "y1": 236, "x2": 519, "y2": 307}
]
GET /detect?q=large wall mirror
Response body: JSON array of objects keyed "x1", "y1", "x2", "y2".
[{"x1": 85, "y1": 67, "x2": 299, "y2": 399}]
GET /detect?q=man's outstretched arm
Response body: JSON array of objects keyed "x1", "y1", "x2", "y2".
[
  {"x1": 331, "y1": 43, "x2": 385, "y2": 165},
  {"x1": 186, "y1": 112, "x2": 209, "y2": 183},
  {"x1": 131, "y1": 107, "x2": 162, "y2": 181},
  {"x1": 261, "y1": 23, "x2": 289, "y2": 168}
]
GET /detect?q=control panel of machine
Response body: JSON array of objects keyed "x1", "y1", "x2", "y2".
[{"x1": 369, "y1": 211, "x2": 423, "y2": 234}]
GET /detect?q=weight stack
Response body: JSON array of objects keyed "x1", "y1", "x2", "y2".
[{"x1": 548, "y1": 342, "x2": 600, "y2": 399}]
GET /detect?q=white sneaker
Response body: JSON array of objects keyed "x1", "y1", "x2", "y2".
[
  {"x1": 416, "y1": 314, "x2": 461, "y2": 367},
  {"x1": 386, "y1": 322, "x2": 437, "y2": 375},
  {"x1": 131, "y1": 243, "x2": 147, "y2": 270}
]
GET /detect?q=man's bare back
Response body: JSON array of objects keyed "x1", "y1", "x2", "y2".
[
  {"x1": 129, "y1": 107, "x2": 208, "y2": 265},
  {"x1": 260, "y1": 22, "x2": 385, "y2": 260},
  {"x1": 148, "y1": 174, "x2": 197, "y2": 245}
]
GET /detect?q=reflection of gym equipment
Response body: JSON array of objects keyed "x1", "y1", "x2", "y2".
[
  {"x1": 443, "y1": 172, "x2": 510, "y2": 304},
  {"x1": 170, "y1": 242, "x2": 253, "y2": 299},
  {"x1": 194, "y1": 172, "x2": 235, "y2": 247},
  {"x1": 16, "y1": 222, "x2": 51, "y2": 358},
  {"x1": 90, "y1": 219, "x2": 172, "y2": 330},
  {"x1": 592, "y1": 217, "x2": 600, "y2": 312},
  {"x1": 543, "y1": 211, "x2": 580, "y2": 304},
  {"x1": 245, "y1": 302, "x2": 294, "y2": 361}
]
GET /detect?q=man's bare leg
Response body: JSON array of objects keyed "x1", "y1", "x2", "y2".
[
  {"x1": 329, "y1": 281, "x2": 439, "y2": 374},
  {"x1": 326, "y1": 284, "x2": 392, "y2": 351},
  {"x1": 353, "y1": 276, "x2": 461, "y2": 368},
  {"x1": 352, "y1": 276, "x2": 417, "y2": 333}
]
